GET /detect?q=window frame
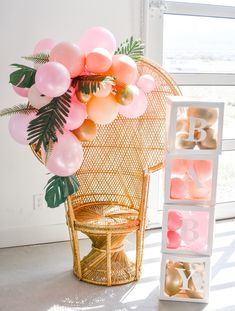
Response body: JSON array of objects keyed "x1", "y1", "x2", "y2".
[{"x1": 143, "y1": 0, "x2": 235, "y2": 224}]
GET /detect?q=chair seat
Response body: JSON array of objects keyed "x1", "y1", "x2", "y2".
[{"x1": 73, "y1": 204, "x2": 139, "y2": 233}]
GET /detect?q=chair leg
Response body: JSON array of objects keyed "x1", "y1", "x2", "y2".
[
  {"x1": 65, "y1": 199, "x2": 82, "y2": 279},
  {"x1": 106, "y1": 233, "x2": 112, "y2": 286},
  {"x1": 69, "y1": 223, "x2": 82, "y2": 279},
  {"x1": 135, "y1": 171, "x2": 150, "y2": 280}
]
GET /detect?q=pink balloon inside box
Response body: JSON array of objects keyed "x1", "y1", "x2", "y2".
[
  {"x1": 164, "y1": 153, "x2": 218, "y2": 206},
  {"x1": 162, "y1": 206, "x2": 215, "y2": 256}
]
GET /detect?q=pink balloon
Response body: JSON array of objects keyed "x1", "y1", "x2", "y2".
[
  {"x1": 94, "y1": 82, "x2": 112, "y2": 97},
  {"x1": 64, "y1": 102, "x2": 88, "y2": 130},
  {"x1": 79, "y1": 26, "x2": 116, "y2": 54},
  {"x1": 167, "y1": 231, "x2": 181, "y2": 249},
  {"x1": 192, "y1": 160, "x2": 213, "y2": 182},
  {"x1": 168, "y1": 211, "x2": 183, "y2": 231},
  {"x1": 170, "y1": 177, "x2": 186, "y2": 199},
  {"x1": 187, "y1": 178, "x2": 211, "y2": 200},
  {"x1": 119, "y1": 88, "x2": 148, "y2": 118},
  {"x1": 137, "y1": 74, "x2": 155, "y2": 93},
  {"x1": 35, "y1": 62, "x2": 71, "y2": 97},
  {"x1": 28, "y1": 84, "x2": 52, "y2": 109},
  {"x1": 12, "y1": 85, "x2": 29, "y2": 97},
  {"x1": 86, "y1": 48, "x2": 112, "y2": 73},
  {"x1": 49, "y1": 42, "x2": 85, "y2": 78},
  {"x1": 171, "y1": 159, "x2": 188, "y2": 177},
  {"x1": 33, "y1": 38, "x2": 56, "y2": 54},
  {"x1": 8, "y1": 112, "x2": 36, "y2": 144},
  {"x1": 41, "y1": 131, "x2": 83, "y2": 176}
]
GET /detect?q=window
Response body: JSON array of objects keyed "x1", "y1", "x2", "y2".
[{"x1": 144, "y1": 0, "x2": 235, "y2": 225}]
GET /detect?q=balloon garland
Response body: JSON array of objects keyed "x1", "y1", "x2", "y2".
[{"x1": 0, "y1": 27, "x2": 156, "y2": 208}]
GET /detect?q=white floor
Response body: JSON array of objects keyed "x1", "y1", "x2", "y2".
[{"x1": 0, "y1": 220, "x2": 235, "y2": 311}]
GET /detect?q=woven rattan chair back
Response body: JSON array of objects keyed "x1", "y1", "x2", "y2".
[{"x1": 70, "y1": 58, "x2": 181, "y2": 214}]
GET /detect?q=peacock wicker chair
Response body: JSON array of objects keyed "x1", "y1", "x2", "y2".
[{"x1": 65, "y1": 57, "x2": 181, "y2": 286}]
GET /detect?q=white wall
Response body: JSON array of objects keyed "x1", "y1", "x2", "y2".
[{"x1": 0, "y1": 0, "x2": 143, "y2": 247}]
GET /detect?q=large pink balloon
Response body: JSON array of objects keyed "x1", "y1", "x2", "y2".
[
  {"x1": 168, "y1": 211, "x2": 183, "y2": 231},
  {"x1": 41, "y1": 131, "x2": 83, "y2": 176},
  {"x1": 35, "y1": 62, "x2": 71, "y2": 97},
  {"x1": 12, "y1": 85, "x2": 29, "y2": 97},
  {"x1": 64, "y1": 102, "x2": 88, "y2": 130},
  {"x1": 8, "y1": 112, "x2": 36, "y2": 144},
  {"x1": 79, "y1": 26, "x2": 116, "y2": 54},
  {"x1": 49, "y1": 42, "x2": 85, "y2": 78},
  {"x1": 119, "y1": 88, "x2": 148, "y2": 118},
  {"x1": 33, "y1": 38, "x2": 56, "y2": 54}
]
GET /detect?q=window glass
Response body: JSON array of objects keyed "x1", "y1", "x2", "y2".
[{"x1": 163, "y1": 15, "x2": 235, "y2": 73}]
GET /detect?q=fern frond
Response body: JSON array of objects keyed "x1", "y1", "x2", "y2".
[
  {"x1": 27, "y1": 90, "x2": 72, "y2": 152},
  {"x1": 22, "y1": 53, "x2": 50, "y2": 64},
  {"x1": 115, "y1": 36, "x2": 145, "y2": 61},
  {"x1": 72, "y1": 75, "x2": 115, "y2": 95},
  {"x1": 0, "y1": 104, "x2": 37, "y2": 117}
]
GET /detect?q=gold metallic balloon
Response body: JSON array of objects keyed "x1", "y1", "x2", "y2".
[
  {"x1": 175, "y1": 131, "x2": 196, "y2": 149},
  {"x1": 73, "y1": 119, "x2": 97, "y2": 142},
  {"x1": 187, "y1": 107, "x2": 218, "y2": 127},
  {"x1": 176, "y1": 118, "x2": 189, "y2": 132},
  {"x1": 116, "y1": 85, "x2": 135, "y2": 106},
  {"x1": 165, "y1": 266, "x2": 183, "y2": 296},
  {"x1": 197, "y1": 128, "x2": 217, "y2": 149},
  {"x1": 76, "y1": 90, "x2": 92, "y2": 103}
]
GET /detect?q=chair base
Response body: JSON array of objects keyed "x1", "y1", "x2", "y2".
[{"x1": 73, "y1": 231, "x2": 139, "y2": 286}]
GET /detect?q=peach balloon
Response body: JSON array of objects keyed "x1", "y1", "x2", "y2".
[
  {"x1": 111, "y1": 54, "x2": 138, "y2": 85},
  {"x1": 119, "y1": 88, "x2": 148, "y2": 118},
  {"x1": 28, "y1": 84, "x2": 52, "y2": 109},
  {"x1": 170, "y1": 177, "x2": 186, "y2": 199},
  {"x1": 137, "y1": 74, "x2": 155, "y2": 93},
  {"x1": 49, "y1": 42, "x2": 85, "y2": 78},
  {"x1": 171, "y1": 159, "x2": 188, "y2": 177},
  {"x1": 87, "y1": 94, "x2": 119, "y2": 125},
  {"x1": 167, "y1": 231, "x2": 181, "y2": 249},
  {"x1": 86, "y1": 48, "x2": 112, "y2": 73}
]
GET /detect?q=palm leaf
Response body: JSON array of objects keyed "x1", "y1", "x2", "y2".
[
  {"x1": 45, "y1": 175, "x2": 80, "y2": 208},
  {"x1": 115, "y1": 36, "x2": 145, "y2": 61},
  {"x1": 0, "y1": 104, "x2": 37, "y2": 117},
  {"x1": 22, "y1": 53, "x2": 50, "y2": 64},
  {"x1": 10, "y1": 64, "x2": 36, "y2": 88},
  {"x1": 27, "y1": 90, "x2": 72, "y2": 152},
  {"x1": 72, "y1": 75, "x2": 115, "y2": 95}
]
